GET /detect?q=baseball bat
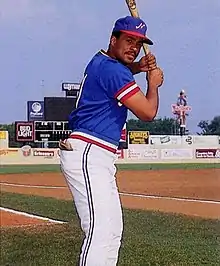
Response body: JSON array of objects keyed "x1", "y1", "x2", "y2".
[{"x1": 125, "y1": 0, "x2": 150, "y2": 55}]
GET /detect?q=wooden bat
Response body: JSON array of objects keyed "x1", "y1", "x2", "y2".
[{"x1": 125, "y1": 0, "x2": 150, "y2": 55}]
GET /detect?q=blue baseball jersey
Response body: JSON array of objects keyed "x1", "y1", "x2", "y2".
[{"x1": 68, "y1": 50, "x2": 140, "y2": 151}]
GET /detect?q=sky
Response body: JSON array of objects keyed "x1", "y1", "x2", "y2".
[{"x1": 0, "y1": 0, "x2": 219, "y2": 133}]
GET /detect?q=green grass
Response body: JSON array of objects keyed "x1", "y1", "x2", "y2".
[
  {"x1": 1, "y1": 163, "x2": 220, "y2": 174},
  {"x1": 1, "y1": 192, "x2": 220, "y2": 266}
]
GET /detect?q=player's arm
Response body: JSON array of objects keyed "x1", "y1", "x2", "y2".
[
  {"x1": 122, "y1": 68, "x2": 164, "y2": 121},
  {"x1": 127, "y1": 53, "x2": 157, "y2": 75},
  {"x1": 127, "y1": 62, "x2": 141, "y2": 75}
]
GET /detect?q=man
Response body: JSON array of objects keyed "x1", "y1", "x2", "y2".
[
  {"x1": 59, "y1": 16, "x2": 164, "y2": 265},
  {"x1": 177, "y1": 89, "x2": 187, "y2": 106},
  {"x1": 176, "y1": 89, "x2": 188, "y2": 129}
]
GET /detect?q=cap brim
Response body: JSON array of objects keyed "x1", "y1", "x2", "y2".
[{"x1": 120, "y1": 30, "x2": 153, "y2": 45}]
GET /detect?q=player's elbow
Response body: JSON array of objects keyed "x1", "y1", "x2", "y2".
[
  {"x1": 123, "y1": 91, "x2": 158, "y2": 121},
  {"x1": 137, "y1": 110, "x2": 157, "y2": 122}
]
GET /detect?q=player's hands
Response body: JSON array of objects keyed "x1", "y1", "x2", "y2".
[
  {"x1": 138, "y1": 53, "x2": 157, "y2": 72},
  {"x1": 59, "y1": 139, "x2": 73, "y2": 151},
  {"x1": 147, "y1": 67, "x2": 164, "y2": 88}
]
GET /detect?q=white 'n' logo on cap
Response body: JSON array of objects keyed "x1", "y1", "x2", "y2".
[{"x1": 136, "y1": 23, "x2": 145, "y2": 29}]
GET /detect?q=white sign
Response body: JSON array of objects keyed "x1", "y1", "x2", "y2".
[
  {"x1": 62, "y1": 83, "x2": 80, "y2": 91},
  {"x1": 193, "y1": 136, "x2": 219, "y2": 146},
  {"x1": 128, "y1": 145, "x2": 158, "y2": 160},
  {"x1": 161, "y1": 149, "x2": 193, "y2": 159},
  {"x1": 18, "y1": 126, "x2": 33, "y2": 138},
  {"x1": 150, "y1": 135, "x2": 182, "y2": 145}
]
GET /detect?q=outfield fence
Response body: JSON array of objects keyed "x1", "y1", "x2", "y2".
[{"x1": 0, "y1": 135, "x2": 219, "y2": 165}]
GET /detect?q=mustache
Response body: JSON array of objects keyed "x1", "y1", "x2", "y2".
[{"x1": 126, "y1": 51, "x2": 137, "y2": 57}]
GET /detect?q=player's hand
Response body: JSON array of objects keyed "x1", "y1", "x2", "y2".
[
  {"x1": 138, "y1": 53, "x2": 157, "y2": 72},
  {"x1": 59, "y1": 139, "x2": 73, "y2": 151},
  {"x1": 147, "y1": 67, "x2": 164, "y2": 87}
]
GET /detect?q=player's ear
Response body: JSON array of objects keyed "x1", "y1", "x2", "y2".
[{"x1": 110, "y1": 36, "x2": 117, "y2": 47}]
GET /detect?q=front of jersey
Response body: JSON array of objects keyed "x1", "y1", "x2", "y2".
[{"x1": 68, "y1": 50, "x2": 140, "y2": 152}]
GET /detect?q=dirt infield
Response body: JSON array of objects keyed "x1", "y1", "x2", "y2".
[
  {"x1": 1, "y1": 168, "x2": 220, "y2": 227},
  {"x1": 1, "y1": 209, "x2": 51, "y2": 227}
]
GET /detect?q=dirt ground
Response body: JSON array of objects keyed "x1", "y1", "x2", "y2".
[
  {"x1": 1, "y1": 168, "x2": 220, "y2": 227},
  {"x1": 1, "y1": 210, "x2": 52, "y2": 227}
]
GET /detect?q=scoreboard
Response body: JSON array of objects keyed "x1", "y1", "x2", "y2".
[
  {"x1": 15, "y1": 120, "x2": 127, "y2": 147},
  {"x1": 34, "y1": 121, "x2": 71, "y2": 142}
]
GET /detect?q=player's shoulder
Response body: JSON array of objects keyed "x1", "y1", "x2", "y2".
[{"x1": 98, "y1": 50, "x2": 131, "y2": 75}]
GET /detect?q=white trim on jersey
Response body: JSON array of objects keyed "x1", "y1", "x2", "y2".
[
  {"x1": 100, "y1": 49, "x2": 109, "y2": 57},
  {"x1": 76, "y1": 74, "x2": 88, "y2": 108},
  {"x1": 116, "y1": 83, "x2": 138, "y2": 101},
  {"x1": 70, "y1": 131, "x2": 118, "y2": 150}
]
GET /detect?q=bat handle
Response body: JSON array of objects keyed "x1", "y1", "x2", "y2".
[{"x1": 143, "y1": 43, "x2": 150, "y2": 55}]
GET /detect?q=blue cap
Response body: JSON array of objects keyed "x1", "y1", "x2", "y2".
[{"x1": 112, "y1": 16, "x2": 153, "y2": 45}]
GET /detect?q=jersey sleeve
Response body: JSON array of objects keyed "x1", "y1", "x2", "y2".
[{"x1": 100, "y1": 62, "x2": 140, "y2": 104}]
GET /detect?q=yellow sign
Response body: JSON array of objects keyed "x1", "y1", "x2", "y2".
[
  {"x1": 0, "y1": 131, "x2": 7, "y2": 139},
  {"x1": 128, "y1": 131, "x2": 150, "y2": 144}
]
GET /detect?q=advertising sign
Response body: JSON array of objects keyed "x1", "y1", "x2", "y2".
[
  {"x1": 0, "y1": 131, "x2": 9, "y2": 148},
  {"x1": 193, "y1": 136, "x2": 219, "y2": 146},
  {"x1": 0, "y1": 131, "x2": 7, "y2": 139},
  {"x1": 150, "y1": 135, "x2": 194, "y2": 146},
  {"x1": 161, "y1": 149, "x2": 193, "y2": 159},
  {"x1": 150, "y1": 135, "x2": 182, "y2": 145},
  {"x1": 61, "y1": 83, "x2": 80, "y2": 97},
  {"x1": 27, "y1": 101, "x2": 44, "y2": 121},
  {"x1": 127, "y1": 145, "x2": 158, "y2": 160},
  {"x1": 0, "y1": 149, "x2": 18, "y2": 156},
  {"x1": 128, "y1": 131, "x2": 149, "y2": 144},
  {"x1": 15, "y1": 121, "x2": 34, "y2": 142},
  {"x1": 33, "y1": 149, "x2": 55, "y2": 157},
  {"x1": 195, "y1": 149, "x2": 220, "y2": 159}
]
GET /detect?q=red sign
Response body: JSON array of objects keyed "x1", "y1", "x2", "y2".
[
  {"x1": 195, "y1": 149, "x2": 220, "y2": 159},
  {"x1": 33, "y1": 149, "x2": 55, "y2": 157},
  {"x1": 15, "y1": 121, "x2": 34, "y2": 142}
]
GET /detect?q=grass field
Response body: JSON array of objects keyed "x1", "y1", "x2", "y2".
[
  {"x1": 0, "y1": 162, "x2": 220, "y2": 174},
  {"x1": 1, "y1": 164, "x2": 220, "y2": 265}
]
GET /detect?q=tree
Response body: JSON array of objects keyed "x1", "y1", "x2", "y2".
[
  {"x1": 127, "y1": 117, "x2": 178, "y2": 135},
  {"x1": 197, "y1": 116, "x2": 220, "y2": 135}
]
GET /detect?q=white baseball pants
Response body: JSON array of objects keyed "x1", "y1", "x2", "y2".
[{"x1": 60, "y1": 138, "x2": 123, "y2": 266}]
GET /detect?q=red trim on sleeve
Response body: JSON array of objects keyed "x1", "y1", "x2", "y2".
[
  {"x1": 114, "y1": 81, "x2": 136, "y2": 98},
  {"x1": 120, "y1": 87, "x2": 140, "y2": 103}
]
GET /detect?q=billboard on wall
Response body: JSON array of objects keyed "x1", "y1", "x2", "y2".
[
  {"x1": 128, "y1": 131, "x2": 150, "y2": 144},
  {"x1": 150, "y1": 135, "x2": 182, "y2": 145},
  {"x1": 15, "y1": 121, "x2": 34, "y2": 142},
  {"x1": 150, "y1": 135, "x2": 195, "y2": 146},
  {"x1": 27, "y1": 101, "x2": 44, "y2": 121},
  {"x1": 0, "y1": 131, "x2": 9, "y2": 148},
  {"x1": 161, "y1": 149, "x2": 193, "y2": 160},
  {"x1": 127, "y1": 145, "x2": 158, "y2": 160},
  {"x1": 195, "y1": 149, "x2": 220, "y2": 159},
  {"x1": 193, "y1": 136, "x2": 219, "y2": 146}
]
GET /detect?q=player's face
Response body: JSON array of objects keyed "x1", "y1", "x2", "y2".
[{"x1": 112, "y1": 33, "x2": 144, "y2": 64}]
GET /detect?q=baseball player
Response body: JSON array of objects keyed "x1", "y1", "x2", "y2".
[{"x1": 59, "y1": 16, "x2": 164, "y2": 266}]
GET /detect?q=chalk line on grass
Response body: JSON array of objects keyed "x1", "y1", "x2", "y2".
[
  {"x1": 1, "y1": 182, "x2": 220, "y2": 205},
  {"x1": 0, "y1": 207, "x2": 67, "y2": 224},
  {"x1": 120, "y1": 192, "x2": 220, "y2": 205},
  {"x1": 0, "y1": 182, "x2": 66, "y2": 189}
]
